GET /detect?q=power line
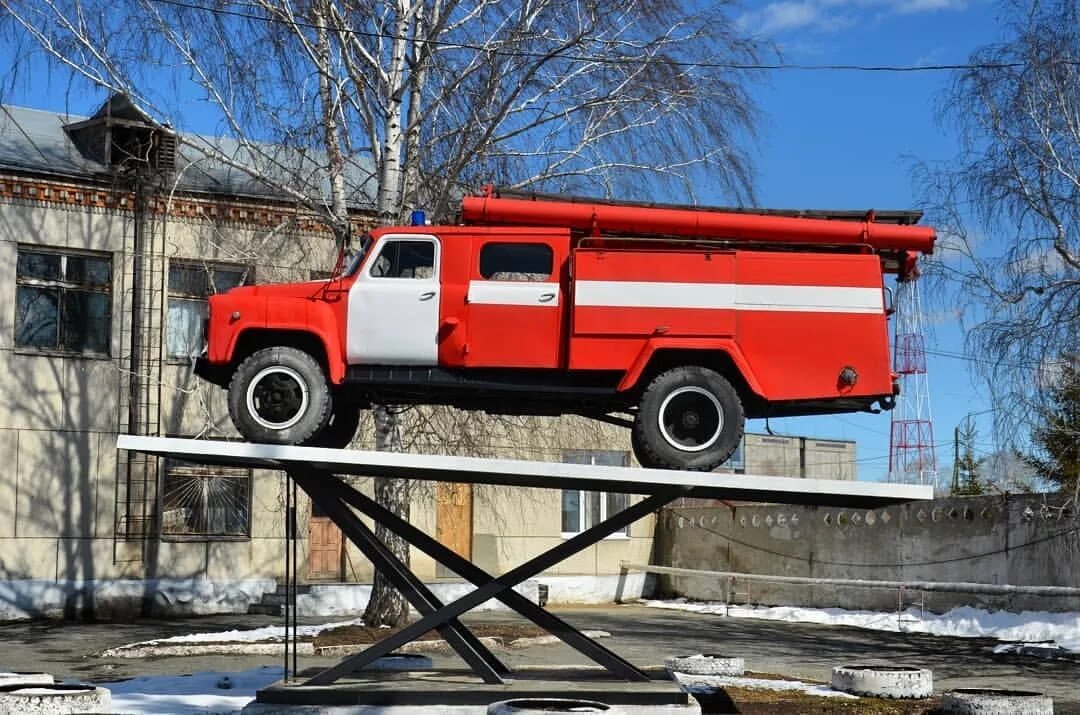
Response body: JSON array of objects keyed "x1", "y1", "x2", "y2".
[
  {"x1": 924, "y1": 347, "x2": 1066, "y2": 371},
  {"x1": 830, "y1": 414, "x2": 890, "y2": 437},
  {"x1": 142, "y1": 0, "x2": 1079, "y2": 74}
]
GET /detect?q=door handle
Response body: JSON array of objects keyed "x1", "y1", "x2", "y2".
[
  {"x1": 419, "y1": 291, "x2": 436, "y2": 301},
  {"x1": 538, "y1": 292, "x2": 556, "y2": 303}
]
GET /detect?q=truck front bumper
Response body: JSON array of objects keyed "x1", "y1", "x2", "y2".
[{"x1": 193, "y1": 357, "x2": 232, "y2": 388}]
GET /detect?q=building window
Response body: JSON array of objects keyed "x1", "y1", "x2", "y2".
[
  {"x1": 15, "y1": 247, "x2": 112, "y2": 354},
  {"x1": 561, "y1": 450, "x2": 631, "y2": 536},
  {"x1": 167, "y1": 262, "x2": 249, "y2": 359},
  {"x1": 479, "y1": 243, "x2": 553, "y2": 281},
  {"x1": 161, "y1": 459, "x2": 251, "y2": 538}
]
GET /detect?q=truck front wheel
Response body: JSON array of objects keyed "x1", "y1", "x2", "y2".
[
  {"x1": 228, "y1": 347, "x2": 332, "y2": 444},
  {"x1": 302, "y1": 406, "x2": 361, "y2": 449},
  {"x1": 632, "y1": 366, "x2": 744, "y2": 471}
]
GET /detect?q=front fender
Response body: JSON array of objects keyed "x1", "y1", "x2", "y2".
[{"x1": 207, "y1": 294, "x2": 347, "y2": 384}]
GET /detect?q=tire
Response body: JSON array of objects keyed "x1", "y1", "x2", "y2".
[
  {"x1": 665, "y1": 654, "x2": 745, "y2": 677},
  {"x1": 228, "y1": 347, "x2": 332, "y2": 444},
  {"x1": 0, "y1": 684, "x2": 111, "y2": 714},
  {"x1": 488, "y1": 699, "x2": 619, "y2": 714},
  {"x1": 830, "y1": 665, "x2": 933, "y2": 699},
  {"x1": 633, "y1": 366, "x2": 744, "y2": 471},
  {"x1": 941, "y1": 688, "x2": 1053, "y2": 715},
  {"x1": 303, "y1": 406, "x2": 361, "y2": 449},
  {"x1": 0, "y1": 674, "x2": 53, "y2": 687}
]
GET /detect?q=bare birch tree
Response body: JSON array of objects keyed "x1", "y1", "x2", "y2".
[
  {"x1": 2, "y1": 0, "x2": 762, "y2": 624},
  {"x1": 916, "y1": 0, "x2": 1079, "y2": 434}
]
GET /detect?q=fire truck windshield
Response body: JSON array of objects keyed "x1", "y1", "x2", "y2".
[{"x1": 342, "y1": 234, "x2": 373, "y2": 276}]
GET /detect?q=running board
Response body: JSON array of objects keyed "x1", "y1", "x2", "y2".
[{"x1": 344, "y1": 366, "x2": 621, "y2": 396}]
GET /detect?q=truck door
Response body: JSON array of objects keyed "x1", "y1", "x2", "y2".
[
  {"x1": 464, "y1": 237, "x2": 566, "y2": 368},
  {"x1": 346, "y1": 234, "x2": 440, "y2": 365}
]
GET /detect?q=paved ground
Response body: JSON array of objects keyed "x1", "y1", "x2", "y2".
[{"x1": 1, "y1": 603, "x2": 1076, "y2": 712}]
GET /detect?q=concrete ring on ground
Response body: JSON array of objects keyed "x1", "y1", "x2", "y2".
[
  {"x1": 830, "y1": 665, "x2": 933, "y2": 699},
  {"x1": 664, "y1": 654, "x2": 746, "y2": 677},
  {"x1": 941, "y1": 688, "x2": 1054, "y2": 715},
  {"x1": 366, "y1": 653, "x2": 433, "y2": 671},
  {"x1": 0, "y1": 673, "x2": 54, "y2": 687},
  {"x1": 488, "y1": 698, "x2": 620, "y2": 714},
  {"x1": 0, "y1": 683, "x2": 111, "y2": 714}
]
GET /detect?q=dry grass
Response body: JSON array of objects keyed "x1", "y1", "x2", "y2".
[{"x1": 312, "y1": 622, "x2": 547, "y2": 648}]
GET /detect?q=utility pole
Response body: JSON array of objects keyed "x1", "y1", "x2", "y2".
[
  {"x1": 951, "y1": 414, "x2": 982, "y2": 495},
  {"x1": 951, "y1": 424, "x2": 961, "y2": 493}
]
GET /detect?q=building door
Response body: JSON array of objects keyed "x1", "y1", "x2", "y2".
[
  {"x1": 435, "y1": 482, "x2": 473, "y2": 577},
  {"x1": 308, "y1": 499, "x2": 343, "y2": 581}
]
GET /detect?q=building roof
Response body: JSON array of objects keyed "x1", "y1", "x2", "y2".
[
  {"x1": 0, "y1": 104, "x2": 107, "y2": 179},
  {"x1": 0, "y1": 98, "x2": 376, "y2": 210}
]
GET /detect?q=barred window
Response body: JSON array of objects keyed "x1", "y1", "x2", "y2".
[
  {"x1": 161, "y1": 459, "x2": 251, "y2": 538},
  {"x1": 166, "y1": 262, "x2": 249, "y2": 359},
  {"x1": 15, "y1": 247, "x2": 112, "y2": 354},
  {"x1": 561, "y1": 450, "x2": 631, "y2": 536}
]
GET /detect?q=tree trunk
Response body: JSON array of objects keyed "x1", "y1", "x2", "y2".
[
  {"x1": 363, "y1": 5, "x2": 416, "y2": 627},
  {"x1": 374, "y1": 7, "x2": 412, "y2": 222},
  {"x1": 362, "y1": 405, "x2": 411, "y2": 627},
  {"x1": 313, "y1": 2, "x2": 350, "y2": 247}
]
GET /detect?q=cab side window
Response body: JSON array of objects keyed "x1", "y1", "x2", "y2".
[
  {"x1": 370, "y1": 240, "x2": 436, "y2": 279},
  {"x1": 479, "y1": 243, "x2": 553, "y2": 282}
]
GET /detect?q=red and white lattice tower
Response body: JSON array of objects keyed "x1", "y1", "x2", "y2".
[{"x1": 888, "y1": 275, "x2": 937, "y2": 487}]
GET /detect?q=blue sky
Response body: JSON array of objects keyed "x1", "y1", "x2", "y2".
[
  {"x1": 734, "y1": 0, "x2": 1007, "y2": 483},
  {"x1": 1, "y1": 0, "x2": 1013, "y2": 484}
]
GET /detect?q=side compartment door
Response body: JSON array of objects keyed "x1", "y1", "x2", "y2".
[
  {"x1": 464, "y1": 239, "x2": 565, "y2": 368},
  {"x1": 347, "y1": 235, "x2": 440, "y2": 365}
]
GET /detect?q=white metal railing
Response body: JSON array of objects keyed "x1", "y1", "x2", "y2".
[
  {"x1": 621, "y1": 562, "x2": 1080, "y2": 624},
  {"x1": 621, "y1": 562, "x2": 1080, "y2": 597}
]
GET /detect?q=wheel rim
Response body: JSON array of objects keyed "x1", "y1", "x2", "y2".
[
  {"x1": 246, "y1": 366, "x2": 310, "y2": 430},
  {"x1": 658, "y1": 386, "x2": 723, "y2": 453}
]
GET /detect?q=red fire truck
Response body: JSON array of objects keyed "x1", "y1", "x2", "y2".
[{"x1": 196, "y1": 190, "x2": 936, "y2": 471}]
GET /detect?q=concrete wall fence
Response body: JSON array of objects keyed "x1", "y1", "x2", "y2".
[{"x1": 651, "y1": 491, "x2": 1080, "y2": 613}]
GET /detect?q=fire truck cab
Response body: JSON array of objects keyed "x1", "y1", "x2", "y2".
[{"x1": 196, "y1": 191, "x2": 936, "y2": 471}]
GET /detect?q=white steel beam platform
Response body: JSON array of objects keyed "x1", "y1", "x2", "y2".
[{"x1": 117, "y1": 436, "x2": 931, "y2": 508}]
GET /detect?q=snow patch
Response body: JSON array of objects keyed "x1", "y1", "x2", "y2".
[
  {"x1": 0, "y1": 579, "x2": 276, "y2": 621},
  {"x1": 541, "y1": 573, "x2": 654, "y2": 604},
  {"x1": 673, "y1": 672, "x2": 858, "y2": 699},
  {"x1": 643, "y1": 598, "x2": 1080, "y2": 654},
  {"x1": 103, "y1": 666, "x2": 281, "y2": 714},
  {"x1": 297, "y1": 581, "x2": 541, "y2": 617},
  {"x1": 101, "y1": 616, "x2": 366, "y2": 656}
]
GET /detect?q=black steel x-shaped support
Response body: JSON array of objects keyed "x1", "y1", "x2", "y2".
[
  {"x1": 291, "y1": 469, "x2": 508, "y2": 683},
  {"x1": 288, "y1": 467, "x2": 686, "y2": 686}
]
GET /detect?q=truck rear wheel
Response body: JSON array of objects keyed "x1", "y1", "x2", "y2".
[
  {"x1": 228, "y1": 347, "x2": 332, "y2": 444},
  {"x1": 632, "y1": 366, "x2": 743, "y2": 471}
]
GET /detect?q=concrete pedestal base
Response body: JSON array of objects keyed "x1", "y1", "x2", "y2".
[{"x1": 251, "y1": 666, "x2": 698, "y2": 714}]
